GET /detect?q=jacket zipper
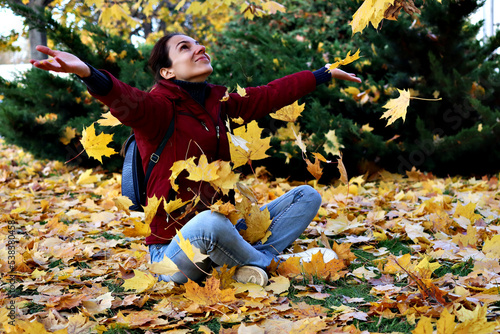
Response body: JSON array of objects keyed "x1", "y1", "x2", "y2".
[{"x1": 178, "y1": 102, "x2": 222, "y2": 159}]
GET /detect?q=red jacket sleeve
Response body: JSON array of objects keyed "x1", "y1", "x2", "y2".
[
  {"x1": 222, "y1": 71, "x2": 317, "y2": 122},
  {"x1": 88, "y1": 71, "x2": 174, "y2": 141}
]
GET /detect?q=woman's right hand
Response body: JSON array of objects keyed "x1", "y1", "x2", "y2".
[{"x1": 30, "y1": 45, "x2": 91, "y2": 78}]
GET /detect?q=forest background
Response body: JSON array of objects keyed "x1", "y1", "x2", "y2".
[{"x1": 1, "y1": 0, "x2": 500, "y2": 333}]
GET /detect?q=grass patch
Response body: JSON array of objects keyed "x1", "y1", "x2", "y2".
[
  {"x1": 24, "y1": 302, "x2": 45, "y2": 314},
  {"x1": 355, "y1": 316, "x2": 415, "y2": 332},
  {"x1": 434, "y1": 258, "x2": 474, "y2": 277},
  {"x1": 102, "y1": 280, "x2": 126, "y2": 293},
  {"x1": 288, "y1": 277, "x2": 377, "y2": 310},
  {"x1": 102, "y1": 324, "x2": 144, "y2": 334},
  {"x1": 378, "y1": 238, "x2": 411, "y2": 256}
]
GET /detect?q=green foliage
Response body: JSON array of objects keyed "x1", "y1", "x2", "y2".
[
  {"x1": 1, "y1": 0, "x2": 499, "y2": 178},
  {"x1": 0, "y1": 4, "x2": 150, "y2": 170},
  {"x1": 211, "y1": 0, "x2": 500, "y2": 179}
]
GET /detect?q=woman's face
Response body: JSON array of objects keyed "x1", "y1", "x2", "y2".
[{"x1": 161, "y1": 35, "x2": 213, "y2": 82}]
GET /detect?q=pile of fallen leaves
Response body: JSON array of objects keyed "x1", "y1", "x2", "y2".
[{"x1": 1, "y1": 137, "x2": 499, "y2": 334}]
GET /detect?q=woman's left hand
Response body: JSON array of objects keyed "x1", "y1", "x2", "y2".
[{"x1": 330, "y1": 68, "x2": 362, "y2": 83}]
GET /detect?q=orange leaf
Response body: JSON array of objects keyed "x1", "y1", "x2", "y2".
[{"x1": 184, "y1": 276, "x2": 236, "y2": 306}]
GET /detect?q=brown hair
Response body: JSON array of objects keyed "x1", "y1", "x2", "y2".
[{"x1": 148, "y1": 32, "x2": 184, "y2": 82}]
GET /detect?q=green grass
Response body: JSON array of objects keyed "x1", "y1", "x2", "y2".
[
  {"x1": 355, "y1": 316, "x2": 415, "y2": 332},
  {"x1": 103, "y1": 324, "x2": 144, "y2": 334},
  {"x1": 434, "y1": 258, "x2": 474, "y2": 277},
  {"x1": 378, "y1": 238, "x2": 412, "y2": 256},
  {"x1": 24, "y1": 301, "x2": 45, "y2": 314}
]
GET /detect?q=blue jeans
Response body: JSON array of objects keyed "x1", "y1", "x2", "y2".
[{"x1": 148, "y1": 185, "x2": 321, "y2": 283}]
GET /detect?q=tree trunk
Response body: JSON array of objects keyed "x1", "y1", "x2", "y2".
[{"x1": 28, "y1": 0, "x2": 48, "y2": 60}]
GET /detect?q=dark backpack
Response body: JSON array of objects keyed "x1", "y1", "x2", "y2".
[{"x1": 121, "y1": 119, "x2": 175, "y2": 211}]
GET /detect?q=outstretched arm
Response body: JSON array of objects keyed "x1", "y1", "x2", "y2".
[{"x1": 30, "y1": 45, "x2": 91, "y2": 78}]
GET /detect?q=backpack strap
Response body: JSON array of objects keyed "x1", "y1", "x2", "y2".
[{"x1": 143, "y1": 117, "x2": 175, "y2": 190}]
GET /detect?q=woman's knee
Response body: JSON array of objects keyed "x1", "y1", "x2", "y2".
[
  {"x1": 181, "y1": 210, "x2": 234, "y2": 238},
  {"x1": 296, "y1": 185, "x2": 322, "y2": 208}
]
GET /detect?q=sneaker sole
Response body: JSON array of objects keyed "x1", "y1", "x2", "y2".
[{"x1": 234, "y1": 266, "x2": 268, "y2": 286}]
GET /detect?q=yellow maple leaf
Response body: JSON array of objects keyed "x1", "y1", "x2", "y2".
[
  {"x1": 169, "y1": 157, "x2": 196, "y2": 192},
  {"x1": 148, "y1": 255, "x2": 180, "y2": 277},
  {"x1": 236, "y1": 84, "x2": 247, "y2": 97},
  {"x1": 59, "y1": 126, "x2": 76, "y2": 145},
  {"x1": 482, "y1": 234, "x2": 500, "y2": 259},
  {"x1": 323, "y1": 129, "x2": 344, "y2": 157},
  {"x1": 113, "y1": 195, "x2": 134, "y2": 215},
  {"x1": 143, "y1": 194, "x2": 163, "y2": 225},
  {"x1": 229, "y1": 120, "x2": 271, "y2": 168},
  {"x1": 80, "y1": 123, "x2": 117, "y2": 163},
  {"x1": 237, "y1": 198, "x2": 272, "y2": 244},
  {"x1": 176, "y1": 230, "x2": 209, "y2": 264},
  {"x1": 262, "y1": 1, "x2": 286, "y2": 14},
  {"x1": 302, "y1": 252, "x2": 347, "y2": 281},
  {"x1": 269, "y1": 100, "x2": 305, "y2": 122},
  {"x1": 454, "y1": 305, "x2": 496, "y2": 334},
  {"x1": 436, "y1": 308, "x2": 455, "y2": 334},
  {"x1": 453, "y1": 201, "x2": 482, "y2": 223},
  {"x1": 415, "y1": 256, "x2": 441, "y2": 277},
  {"x1": 184, "y1": 276, "x2": 236, "y2": 306},
  {"x1": 381, "y1": 88, "x2": 411, "y2": 126},
  {"x1": 76, "y1": 169, "x2": 101, "y2": 185},
  {"x1": 186, "y1": 154, "x2": 221, "y2": 183},
  {"x1": 412, "y1": 316, "x2": 433, "y2": 334},
  {"x1": 4, "y1": 319, "x2": 68, "y2": 334},
  {"x1": 97, "y1": 111, "x2": 122, "y2": 127},
  {"x1": 210, "y1": 160, "x2": 240, "y2": 195},
  {"x1": 328, "y1": 49, "x2": 361, "y2": 71},
  {"x1": 351, "y1": 0, "x2": 396, "y2": 35},
  {"x1": 163, "y1": 198, "x2": 190, "y2": 214},
  {"x1": 121, "y1": 270, "x2": 156, "y2": 293},
  {"x1": 232, "y1": 117, "x2": 245, "y2": 125}
]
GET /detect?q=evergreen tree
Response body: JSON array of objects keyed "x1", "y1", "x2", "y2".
[{"x1": 210, "y1": 0, "x2": 500, "y2": 179}]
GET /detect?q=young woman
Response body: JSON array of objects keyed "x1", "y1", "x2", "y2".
[{"x1": 31, "y1": 33, "x2": 361, "y2": 286}]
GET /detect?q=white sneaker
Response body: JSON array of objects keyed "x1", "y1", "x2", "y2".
[
  {"x1": 233, "y1": 266, "x2": 269, "y2": 286},
  {"x1": 278, "y1": 247, "x2": 338, "y2": 263}
]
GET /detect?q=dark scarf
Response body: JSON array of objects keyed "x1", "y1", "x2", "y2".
[{"x1": 173, "y1": 80, "x2": 208, "y2": 106}]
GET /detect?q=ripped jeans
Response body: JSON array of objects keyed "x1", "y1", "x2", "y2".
[{"x1": 148, "y1": 185, "x2": 321, "y2": 283}]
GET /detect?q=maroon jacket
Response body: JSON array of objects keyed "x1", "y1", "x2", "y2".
[{"x1": 90, "y1": 71, "x2": 317, "y2": 244}]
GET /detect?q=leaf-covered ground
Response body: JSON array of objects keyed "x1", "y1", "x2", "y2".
[{"x1": 1, "y1": 138, "x2": 499, "y2": 334}]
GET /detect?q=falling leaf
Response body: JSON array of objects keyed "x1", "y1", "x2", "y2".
[
  {"x1": 97, "y1": 111, "x2": 122, "y2": 126},
  {"x1": 262, "y1": 1, "x2": 286, "y2": 14},
  {"x1": 328, "y1": 49, "x2": 361, "y2": 71},
  {"x1": 80, "y1": 122, "x2": 117, "y2": 163},
  {"x1": 143, "y1": 194, "x2": 163, "y2": 225},
  {"x1": 176, "y1": 230, "x2": 210, "y2": 264},
  {"x1": 148, "y1": 255, "x2": 180, "y2": 276},
  {"x1": 269, "y1": 100, "x2": 305, "y2": 122},
  {"x1": 237, "y1": 198, "x2": 272, "y2": 244},
  {"x1": 220, "y1": 88, "x2": 230, "y2": 102},
  {"x1": 306, "y1": 157, "x2": 323, "y2": 180},
  {"x1": 337, "y1": 153, "x2": 348, "y2": 184},
  {"x1": 229, "y1": 120, "x2": 271, "y2": 168},
  {"x1": 236, "y1": 84, "x2": 247, "y2": 97},
  {"x1": 351, "y1": 0, "x2": 396, "y2": 35},
  {"x1": 292, "y1": 128, "x2": 307, "y2": 155},
  {"x1": 163, "y1": 198, "x2": 190, "y2": 214},
  {"x1": 59, "y1": 126, "x2": 76, "y2": 145},
  {"x1": 381, "y1": 88, "x2": 411, "y2": 126},
  {"x1": 323, "y1": 129, "x2": 343, "y2": 157}
]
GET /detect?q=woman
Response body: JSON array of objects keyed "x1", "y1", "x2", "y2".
[{"x1": 31, "y1": 33, "x2": 361, "y2": 286}]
